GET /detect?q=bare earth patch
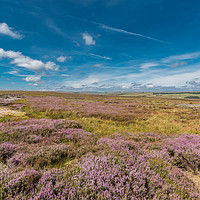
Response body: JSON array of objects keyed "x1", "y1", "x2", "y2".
[{"x1": 0, "y1": 107, "x2": 25, "y2": 117}]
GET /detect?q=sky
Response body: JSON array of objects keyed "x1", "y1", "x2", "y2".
[{"x1": 1, "y1": 0, "x2": 200, "y2": 92}]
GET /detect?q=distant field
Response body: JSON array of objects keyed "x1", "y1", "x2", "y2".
[
  {"x1": 109, "y1": 91, "x2": 200, "y2": 99},
  {"x1": 1, "y1": 91, "x2": 200, "y2": 199}
]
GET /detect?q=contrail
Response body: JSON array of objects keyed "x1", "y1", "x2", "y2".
[
  {"x1": 73, "y1": 50, "x2": 112, "y2": 60},
  {"x1": 89, "y1": 53, "x2": 112, "y2": 60},
  {"x1": 66, "y1": 15, "x2": 172, "y2": 44},
  {"x1": 100, "y1": 25, "x2": 171, "y2": 44}
]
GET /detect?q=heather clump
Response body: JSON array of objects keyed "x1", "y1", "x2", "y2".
[
  {"x1": 2, "y1": 169, "x2": 41, "y2": 199},
  {"x1": 97, "y1": 137, "x2": 137, "y2": 153},
  {"x1": 131, "y1": 132, "x2": 167, "y2": 143},
  {"x1": 0, "y1": 142, "x2": 17, "y2": 163},
  {"x1": 27, "y1": 96, "x2": 67, "y2": 111},
  {"x1": 1, "y1": 132, "x2": 200, "y2": 199},
  {"x1": 162, "y1": 134, "x2": 200, "y2": 174},
  {"x1": 149, "y1": 159, "x2": 199, "y2": 199},
  {"x1": 63, "y1": 128, "x2": 95, "y2": 145},
  {"x1": 26, "y1": 144, "x2": 75, "y2": 168},
  {"x1": 26, "y1": 135, "x2": 42, "y2": 144},
  {"x1": 31, "y1": 170, "x2": 73, "y2": 200},
  {"x1": 72, "y1": 154, "x2": 159, "y2": 199},
  {"x1": 7, "y1": 153, "x2": 28, "y2": 167},
  {"x1": 0, "y1": 119, "x2": 81, "y2": 142},
  {"x1": 65, "y1": 100, "x2": 153, "y2": 123},
  {"x1": 71, "y1": 152, "x2": 199, "y2": 199},
  {"x1": 1, "y1": 169, "x2": 75, "y2": 200}
]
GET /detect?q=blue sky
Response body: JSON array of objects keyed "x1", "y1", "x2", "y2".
[{"x1": 1, "y1": 0, "x2": 200, "y2": 92}]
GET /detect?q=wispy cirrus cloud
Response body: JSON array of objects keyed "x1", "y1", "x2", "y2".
[
  {"x1": 92, "y1": 63, "x2": 103, "y2": 67},
  {"x1": 7, "y1": 70, "x2": 18, "y2": 75},
  {"x1": 139, "y1": 51, "x2": 200, "y2": 70},
  {"x1": 73, "y1": 50, "x2": 112, "y2": 60},
  {"x1": 89, "y1": 53, "x2": 112, "y2": 60},
  {"x1": 66, "y1": 15, "x2": 171, "y2": 44},
  {"x1": 45, "y1": 17, "x2": 67, "y2": 38},
  {"x1": 140, "y1": 62, "x2": 159, "y2": 69},
  {"x1": 100, "y1": 24, "x2": 171, "y2": 44},
  {"x1": 0, "y1": 23, "x2": 23, "y2": 39},
  {"x1": 161, "y1": 51, "x2": 200, "y2": 63}
]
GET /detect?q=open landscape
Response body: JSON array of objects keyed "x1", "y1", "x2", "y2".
[
  {"x1": 0, "y1": 91, "x2": 200, "y2": 199},
  {"x1": 2, "y1": 0, "x2": 200, "y2": 199}
]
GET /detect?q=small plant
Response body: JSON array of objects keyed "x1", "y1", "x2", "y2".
[
  {"x1": 163, "y1": 134, "x2": 200, "y2": 174},
  {"x1": 2, "y1": 169, "x2": 41, "y2": 198},
  {"x1": 0, "y1": 142, "x2": 17, "y2": 163},
  {"x1": 27, "y1": 144, "x2": 75, "y2": 168}
]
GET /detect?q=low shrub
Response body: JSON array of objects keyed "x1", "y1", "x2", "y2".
[
  {"x1": 27, "y1": 144, "x2": 75, "y2": 168},
  {"x1": 0, "y1": 142, "x2": 17, "y2": 163}
]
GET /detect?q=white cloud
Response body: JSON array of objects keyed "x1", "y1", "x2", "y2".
[
  {"x1": 56, "y1": 56, "x2": 72, "y2": 62},
  {"x1": 8, "y1": 70, "x2": 18, "y2": 75},
  {"x1": 64, "y1": 75, "x2": 102, "y2": 88},
  {"x1": 0, "y1": 23, "x2": 23, "y2": 39},
  {"x1": 170, "y1": 61, "x2": 187, "y2": 68},
  {"x1": 27, "y1": 83, "x2": 38, "y2": 86},
  {"x1": 92, "y1": 64, "x2": 103, "y2": 67},
  {"x1": 139, "y1": 51, "x2": 200, "y2": 70},
  {"x1": 0, "y1": 48, "x2": 58, "y2": 71},
  {"x1": 162, "y1": 52, "x2": 200, "y2": 63},
  {"x1": 149, "y1": 69, "x2": 200, "y2": 87},
  {"x1": 23, "y1": 75, "x2": 41, "y2": 82},
  {"x1": 140, "y1": 62, "x2": 159, "y2": 69},
  {"x1": 57, "y1": 56, "x2": 67, "y2": 62},
  {"x1": 82, "y1": 33, "x2": 95, "y2": 45}
]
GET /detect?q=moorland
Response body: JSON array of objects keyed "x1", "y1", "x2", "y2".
[{"x1": 1, "y1": 91, "x2": 200, "y2": 199}]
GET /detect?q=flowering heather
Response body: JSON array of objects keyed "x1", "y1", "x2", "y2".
[
  {"x1": 0, "y1": 119, "x2": 81, "y2": 141},
  {"x1": 62, "y1": 128, "x2": 95, "y2": 145},
  {"x1": 162, "y1": 134, "x2": 200, "y2": 174},
  {"x1": 26, "y1": 135, "x2": 42, "y2": 144},
  {"x1": 97, "y1": 137, "x2": 137, "y2": 153},
  {"x1": 27, "y1": 96, "x2": 67, "y2": 111},
  {"x1": 130, "y1": 132, "x2": 167, "y2": 143},
  {"x1": 2, "y1": 153, "x2": 199, "y2": 199},
  {"x1": 7, "y1": 153, "x2": 28, "y2": 167},
  {"x1": 65, "y1": 100, "x2": 154, "y2": 122},
  {"x1": 30, "y1": 170, "x2": 73, "y2": 200},
  {"x1": 72, "y1": 154, "x2": 159, "y2": 199},
  {"x1": 2, "y1": 169, "x2": 41, "y2": 199},
  {"x1": 2, "y1": 169, "x2": 74, "y2": 200},
  {"x1": 0, "y1": 142, "x2": 17, "y2": 163},
  {"x1": 71, "y1": 152, "x2": 199, "y2": 199},
  {"x1": 0, "y1": 92, "x2": 200, "y2": 199},
  {"x1": 26, "y1": 144, "x2": 75, "y2": 168}
]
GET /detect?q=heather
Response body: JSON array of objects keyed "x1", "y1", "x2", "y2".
[{"x1": 1, "y1": 91, "x2": 200, "y2": 199}]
